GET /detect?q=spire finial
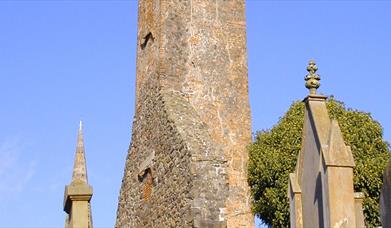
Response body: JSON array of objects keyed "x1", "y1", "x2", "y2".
[
  {"x1": 72, "y1": 121, "x2": 88, "y2": 184},
  {"x1": 305, "y1": 60, "x2": 321, "y2": 95}
]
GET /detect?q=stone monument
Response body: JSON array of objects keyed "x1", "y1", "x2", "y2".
[
  {"x1": 288, "y1": 61, "x2": 365, "y2": 228},
  {"x1": 64, "y1": 121, "x2": 93, "y2": 228},
  {"x1": 116, "y1": 0, "x2": 253, "y2": 227},
  {"x1": 381, "y1": 160, "x2": 391, "y2": 227}
]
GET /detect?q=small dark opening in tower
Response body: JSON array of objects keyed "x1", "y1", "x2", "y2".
[
  {"x1": 137, "y1": 168, "x2": 153, "y2": 202},
  {"x1": 140, "y1": 32, "x2": 154, "y2": 50}
]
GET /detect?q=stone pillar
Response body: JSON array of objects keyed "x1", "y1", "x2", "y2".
[
  {"x1": 64, "y1": 184, "x2": 93, "y2": 228},
  {"x1": 116, "y1": 0, "x2": 253, "y2": 227},
  {"x1": 381, "y1": 160, "x2": 391, "y2": 227},
  {"x1": 354, "y1": 192, "x2": 365, "y2": 228},
  {"x1": 288, "y1": 173, "x2": 303, "y2": 228},
  {"x1": 323, "y1": 161, "x2": 356, "y2": 228}
]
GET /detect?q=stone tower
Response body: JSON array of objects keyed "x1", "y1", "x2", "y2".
[
  {"x1": 288, "y1": 61, "x2": 365, "y2": 228},
  {"x1": 64, "y1": 121, "x2": 93, "y2": 228},
  {"x1": 116, "y1": 1, "x2": 253, "y2": 227}
]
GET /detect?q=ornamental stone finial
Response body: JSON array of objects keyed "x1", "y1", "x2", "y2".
[{"x1": 305, "y1": 60, "x2": 321, "y2": 95}]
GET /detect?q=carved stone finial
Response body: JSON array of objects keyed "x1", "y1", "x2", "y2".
[{"x1": 305, "y1": 60, "x2": 321, "y2": 95}]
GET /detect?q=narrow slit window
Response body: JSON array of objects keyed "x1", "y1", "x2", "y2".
[{"x1": 140, "y1": 32, "x2": 154, "y2": 50}]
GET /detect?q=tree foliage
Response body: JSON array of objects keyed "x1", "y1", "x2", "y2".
[{"x1": 248, "y1": 97, "x2": 391, "y2": 227}]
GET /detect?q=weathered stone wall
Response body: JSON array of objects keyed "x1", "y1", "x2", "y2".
[
  {"x1": 116, "y1": 0, "x2": 252, "y2": 227},
  {"x1": 179, "y1": 2, "x2": 253, "y2": 226},
  {"x1": 116, "y1": 73, "x2": 228, "y2": 227}
]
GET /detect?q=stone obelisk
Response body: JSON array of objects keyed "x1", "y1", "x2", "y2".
[{"x1": 116, "y1": 1, "x2": 253, "y2": 227}]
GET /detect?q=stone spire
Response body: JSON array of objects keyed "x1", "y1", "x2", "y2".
[
  {"x1": 305, "y1": 60, "x2": 321, "y2": 95},
  {"x1": 64, "y1": 121, "x2": 93, "y2": 228},
  {"x1": 71, "y1": 120, "x2": 88, "y2": 184}
]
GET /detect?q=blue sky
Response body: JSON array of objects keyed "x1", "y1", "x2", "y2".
[{"x1": 0, "y1": 1, "x2": 390, "y2": 227}]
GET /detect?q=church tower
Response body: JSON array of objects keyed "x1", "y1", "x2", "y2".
[
  {"x1": 64, "y1": 121, "x2": 93, "y2": 228},
  {"x1": 116, "y1": 1, "x2": 253, "y2": 227}
]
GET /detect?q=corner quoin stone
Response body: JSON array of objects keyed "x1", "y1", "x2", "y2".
[{"x1": 116, "y1": 0, "x2": 253, "y2": 227}]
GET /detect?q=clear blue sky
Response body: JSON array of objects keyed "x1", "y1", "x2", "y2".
[{"x1": 0, "y1": 1, "x2": 390, "y2": 227}]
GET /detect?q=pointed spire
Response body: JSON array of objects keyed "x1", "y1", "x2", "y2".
[
  {"x1": 305, "y1": 60, "x2": 321, "y2": 95},
  {"x1": 71, "y1": 120, "x2": 88, "y2": 184}
]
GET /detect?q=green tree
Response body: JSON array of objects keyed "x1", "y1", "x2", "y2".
[{"x1": 248, "y1": 97, "x2": 391, "y2": 227}]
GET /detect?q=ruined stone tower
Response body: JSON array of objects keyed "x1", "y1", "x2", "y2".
[
  {"x1": 64, "y1": 121, "x2": 93, "y2": 228},
  {"x1": 116, "y1": 1, "x2": 253, "y2": 227}
]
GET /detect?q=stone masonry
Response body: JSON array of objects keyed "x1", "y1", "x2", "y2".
[{"x1": 116, "y1": 0, "x2": 253, "y2": 227}]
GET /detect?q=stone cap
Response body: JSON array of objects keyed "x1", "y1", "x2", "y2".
[
  {"x1": 303, "y1": 94, "x2": 327, "y2": 103},
  {"x1": 63, "y1": 183, "x2": 93, "y2": 213}
]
